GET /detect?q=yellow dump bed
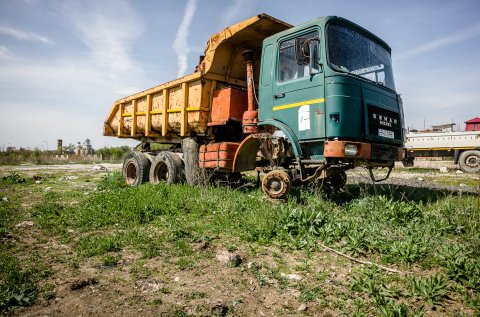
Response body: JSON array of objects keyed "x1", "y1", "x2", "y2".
[{"x1": 103, "y1": 14, "x2": 291, "y2": 141}]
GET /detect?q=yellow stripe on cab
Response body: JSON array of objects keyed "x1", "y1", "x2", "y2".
[{"x1": 272, "y1": 98, "x2": 325, "y2": 111}]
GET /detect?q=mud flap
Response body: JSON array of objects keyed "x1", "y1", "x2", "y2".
[{"x1": 232, "y1": 134, "x2": 264, "y2": 173}]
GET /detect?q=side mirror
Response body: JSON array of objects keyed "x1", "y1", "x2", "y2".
[
  {"x1": 295, "y1": 37, "x2": 321, "y2": 75},
  {"x1": 308, "y1": 40, "x2": 321, "y2": 75},
  {"x1": 295, "y1": 37, "x2": 309, "y2": 65}
]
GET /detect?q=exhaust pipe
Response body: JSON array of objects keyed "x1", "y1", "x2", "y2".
[{"x1": 242, "y1": 50, "x2": 258, "y2": 134}]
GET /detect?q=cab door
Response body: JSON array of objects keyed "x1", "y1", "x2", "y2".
[{"x1": 272, "y1": 29, "x2": 325, "y2": 141}]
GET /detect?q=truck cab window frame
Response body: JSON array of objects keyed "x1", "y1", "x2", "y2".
[
  {"x1": 326, "y1": 23, "x2": 396, "y2": 91},
  {"x1": 278, "y1": 30, "x2": 319, "y2": 83}
]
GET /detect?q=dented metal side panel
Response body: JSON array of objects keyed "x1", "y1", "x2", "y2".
[{"x1": 103, "y1": 73, "x2": 213, "y2": 139}]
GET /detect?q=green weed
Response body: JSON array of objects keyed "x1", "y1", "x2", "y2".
[
  {"x1": 385, "y1": 237, "x2": 428, "y2": 265},
  {"x1": 177, "y1": 257, "x2": 193, "y2": 270},
  {"x1": 408, "y1": 274, "x2": 448, "y2": 309},
  {"x1": 1, "y1": 172, "x2": 28, "y2": 184},
  {"x1": 0, "y1": 254, "x2": 37, "y2": 312},
  {"x1": 379, "y1": 301, "x2": 424, "y2": 317},
  {"x1": 441, "y1": 252, "x2": 480, "y2": 291},
  {"x1": 184, "y1": 291, "x2": 206, "y2": 300},
  {"x1": 102, "y1": 254, "x2": 121, "y2": 267},
  {"x1": 97, "y1": 171, "x2": 127, "y2": 190},
  {"x1": 76, "y1": 234, "x2": 122, "y2": 257},
  {"x1": 298, "y1": 285, "x2": 323, "y2": 302}
]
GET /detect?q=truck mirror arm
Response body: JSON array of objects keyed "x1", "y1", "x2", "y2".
[
  {"x1": 306, "y1": 38, "x2": 322, "y2": 75},
  {"x1": 309, "y1": 59, "x2": 323, "y2": 76}
]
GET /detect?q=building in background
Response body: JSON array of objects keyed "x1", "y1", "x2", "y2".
[
  {"x1": 465, "y1": 117, "x2": 480, "y2": 131},
  {"x1": 431, "y1": 123, "x2": 456, "y2": 132}
]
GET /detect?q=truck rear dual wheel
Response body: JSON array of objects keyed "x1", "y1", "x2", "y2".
[
  {"x1": 459, "y1": 150, "x2": 480, "y2": 173},
  {"x1": 123, "y1": 152, "x2": 151, "y2": 186},
  {"x1": 149, "y1": 151, "x2": 184, "y2": 184}
]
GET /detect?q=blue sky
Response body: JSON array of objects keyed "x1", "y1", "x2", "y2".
[{"x1": 1, "y1": 0, "x2": 479, "y2": 149}]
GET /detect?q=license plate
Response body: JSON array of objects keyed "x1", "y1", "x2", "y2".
[{"x1": 378, "y1": 128, "x2": 394, "y2": 139}]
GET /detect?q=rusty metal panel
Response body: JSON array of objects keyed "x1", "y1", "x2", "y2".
[
  {"x1": 209, "y1": 87, "x2": 247, "y2": 125},
  {"x1": 324, "y1": 141, "x2": 371, "y2": 159},
  {"x1": 199, "y1": 142, "x2": 240, "y2": 170},
  {"x1": 232, "y1": 134, "x2": 263, "y2": 172},
  {"x1": 200, "y1": 14, "x2": 291, "y2": 82},
  {"x1": 103, "y1": 74, "x2": 210, "y2": 139}
]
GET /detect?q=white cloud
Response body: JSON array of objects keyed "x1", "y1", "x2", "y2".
[
  {"x1": 0, "y1": 26, "x2": 52, "y2": 44},
  {"x1": 173, "y1": 0, "x2": 198, "y2": 78},
  {"x1": 0, "y1": 1, "x2": 151, "y2": 148},
  {"x1": 221, "y1": 0, "x2": 254, "y2": 27},
  {"x1": 0, "y1": 46, "x2": 13, "y2": 59},
  {"x1": 397, "y1": 23, "x2": 480, "y2": 60},
  {"x1": 60, "y1": 1, "x2": 144, "y2": 82}
]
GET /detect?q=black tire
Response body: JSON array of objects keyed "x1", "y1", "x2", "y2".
[
  {"x1": 402, "y1": 157, "x2": 414, "y2": 167},
  {"x1": 149, "y1": 151, "x2": 184, "y2": 184},
  {"x1": 458, "y1": 150, "x2": 480, "y2": 173},
  {"x1": 122, "y1": 152, "x2": 151, "y2": 186},
  {"x1": 326, "y1": 170, "x2": 347, "y2": 188}
]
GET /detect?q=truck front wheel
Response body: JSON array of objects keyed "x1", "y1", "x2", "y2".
[
  {"x1": 262, "y1": 170, "x2": 292, "y2": 200},
  {"x1": 149, "y1": 152, "x2": 184, "y2": 184},
  {"x1": 458, "y1": 150, "x2": 480, "y2": 173},
  {"x1": 326, "y1": 170, "x2": 347, "y2": 189},
  {"x1": 123, "y1": 152, "x2": 151, "y2": 186}
]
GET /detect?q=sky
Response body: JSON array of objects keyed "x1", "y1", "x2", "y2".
[{"x1": 0, "y1": 0, "x2": 479, "y2": 150}]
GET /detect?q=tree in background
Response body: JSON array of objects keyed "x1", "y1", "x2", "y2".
[{"x1": 95, "y1": 146, "x2": 132, "y2": 160}]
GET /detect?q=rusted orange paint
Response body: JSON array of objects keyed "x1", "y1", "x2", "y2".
[
  {"x1": 232, "y1": 134, "x2": 263, "y2": 172},
  {"x1": 324, "y1": 141, "x2": 371, "y2": 159},
  {"x1": 209, "y1": 87, "x2": 247, "y2": 125},
  {"x1": 199, "y1": 142, "x2": 240, "y2": 170}
]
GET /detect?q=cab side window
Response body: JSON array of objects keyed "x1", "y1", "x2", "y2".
[{"x1": 278, "y1": 30, "x2": 319, "y2": 82}]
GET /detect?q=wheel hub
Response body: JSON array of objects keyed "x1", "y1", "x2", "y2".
[
  {"x1": 125, "y1": 161, "x2": 137, "y2": 185},
  {"x1": 262, "y1": 170, "x2": 292, "y2": 199},
  {"x1": 466, "y1": 155, "x2": 479, "y2": 168}
]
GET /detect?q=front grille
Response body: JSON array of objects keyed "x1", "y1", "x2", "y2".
[{"x1": 367, "y1": 105, "x2": 401, "y2": 141}]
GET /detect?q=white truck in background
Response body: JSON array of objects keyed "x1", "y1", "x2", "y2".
[{"x1": 403, "y1": 131, "x2": 480, "y2": 173}]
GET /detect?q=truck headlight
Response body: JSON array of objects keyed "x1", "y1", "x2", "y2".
[{"x1": 345, "y1": 144, "x2": 358, "y2": 156}]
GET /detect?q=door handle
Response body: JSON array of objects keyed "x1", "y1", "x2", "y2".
[{"x1": 274, "y1": 93, "x2": 285, "y2": 99}]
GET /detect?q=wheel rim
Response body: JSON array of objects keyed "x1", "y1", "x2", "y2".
[
  {"x1": 466, "y1": 155, "x2": 479, "y2": 168},
  {"x1": 125, "y1": 161, "x2": 137, "y2": 185},
  {"x1": 265, "y1": 177, "x2": 284, "y2": 196},
  {"x1": 154, "y1": 161, "x2": 169, "y2": 182},
  {"x1": 262, "y1": 170, "x2": 291, "y2": 199}
]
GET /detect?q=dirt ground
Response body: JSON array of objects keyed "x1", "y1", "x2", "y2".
[{"x1": 1, "y1": 162, "x2": 478, "y2": 316}]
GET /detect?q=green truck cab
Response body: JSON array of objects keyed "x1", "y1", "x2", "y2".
[{"x1": 252, "y1": 16, "x2": 404, "y2": 195}]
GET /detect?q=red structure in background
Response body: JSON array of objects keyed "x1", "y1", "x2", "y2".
[{"x1": 465, "y1": 117, "x2": 480, "y2": 131}]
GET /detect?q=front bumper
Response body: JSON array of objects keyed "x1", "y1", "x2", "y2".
[{"x1": 324, "y1": 140, "x2": 404, "y2": 162}]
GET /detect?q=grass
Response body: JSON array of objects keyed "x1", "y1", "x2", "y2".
[
  {"x1": 0, "y1": 193, "x2": 40, "y2": 312},
  {"x1": 1, "y1": 169, "x2": 479, "y2": 315}
]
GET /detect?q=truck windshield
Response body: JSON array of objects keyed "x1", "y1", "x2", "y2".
[{"x1": 327, "y1": 24, "x2": 395, "y2": 91}]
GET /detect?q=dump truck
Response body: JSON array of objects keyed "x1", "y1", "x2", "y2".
[
  {"x1": 103, "y1": 14, "x2": 405, "y2": 199},
  {"x1": 403, "y1": 131, "x2": 480, "y2": 173}
]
